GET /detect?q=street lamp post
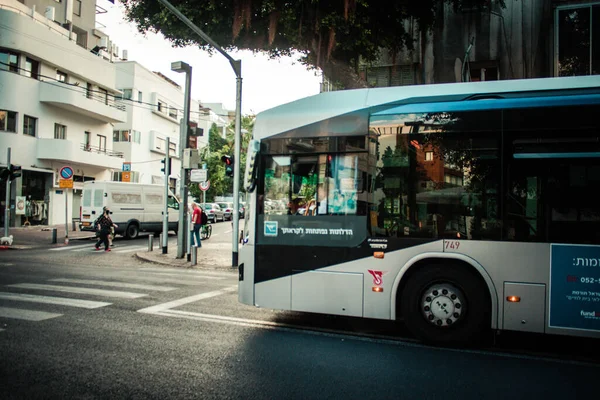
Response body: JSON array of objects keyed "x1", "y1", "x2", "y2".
[
  {"x1": 171, "y1": 61, "x2": 192, "y2": 259},
  {"x1": 157, "y1": 0, "x2": 243, "y2": 267}
]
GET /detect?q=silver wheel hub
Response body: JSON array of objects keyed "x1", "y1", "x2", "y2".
[{"x1": 421, "y1": 284, "x2": 464, "y2": 327}]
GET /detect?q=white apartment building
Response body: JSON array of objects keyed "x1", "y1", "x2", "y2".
[
  {"x1": 113, "y1": 61, "x2": 230, "y2": 192},
  {"x1": 0, "y1": 0, "x2": 126, "y2": 228}
]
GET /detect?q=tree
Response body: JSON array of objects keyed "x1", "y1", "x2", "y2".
[
  {"x1": 188, "y1": 117, "x2": 254, "y2": 203},
  {"x1": 122, "y1": 0, "x2": 502, "y2": 89}
]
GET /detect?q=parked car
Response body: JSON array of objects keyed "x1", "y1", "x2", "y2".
[
  {"x1": 201, "y1": 203, "x2": 224, "y2": 223},
  {"x1": 217, "y1": 202, "x2": 235, "y2": 221}
]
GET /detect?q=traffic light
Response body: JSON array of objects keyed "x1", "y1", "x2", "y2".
[
  {"x1": 221, "y1": 155, "x2": 234, "y2": 177},
  {"x1": 0, "y1": 167, "x2": 9, "y2": 182},
  {"x1": 160, "y1": 158, "x2": 171, "y2": 175},
  {"x1": 9, "y1": 164, "x2": 21, "y2": 180}
]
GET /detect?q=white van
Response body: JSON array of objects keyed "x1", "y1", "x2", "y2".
[{"x1": 79, "y1": 181, "x2": 180, "y2": 239}]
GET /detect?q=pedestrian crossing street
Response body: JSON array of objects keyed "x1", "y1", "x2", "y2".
[
  {"x1": 0, "y1": 268, "x2": 234, "y2": 326},
  {"x1": 49, "y1": 241, "x2": 151, "y2": 254}
]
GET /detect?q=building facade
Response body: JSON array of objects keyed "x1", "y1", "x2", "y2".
[
  {"x1": 323, "y1": 0, "x2": 600, "y2": 89},
  {"x1": 0, "y1": 0, "x2": 125, "y2": 227},
  {"x1": 0, "y1": 0, "x2": 227, "y2": 229}
]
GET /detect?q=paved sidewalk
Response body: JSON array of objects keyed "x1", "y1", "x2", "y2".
[
  {"x1": 1, "y1": 224, "x2": 96, "y2": 250},
  {"x1": 134, "y1": 241, "x2": 238, "y2": 272}
]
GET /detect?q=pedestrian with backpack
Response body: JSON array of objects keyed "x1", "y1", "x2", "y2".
[{"x1": 94, "y1": 207, "x2": 117, "y2": 252}]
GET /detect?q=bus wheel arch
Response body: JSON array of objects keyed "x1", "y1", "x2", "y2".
[{"x1": 394, "y1": 256, "x2": 496, "y2": 345}]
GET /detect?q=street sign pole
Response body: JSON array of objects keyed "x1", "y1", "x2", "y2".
[
  {"x1": 4, "y1": 147, "x2": 10, "y2": 237},
  {"x1": 64, "y1": 187, "x2": 68, "y2": 242},
  {"x1": 162, "y1": 137, "x2": 170, "y2": 254},
  {"x1": 202, "y1": 163, "x2": 206, "y2": 207}
]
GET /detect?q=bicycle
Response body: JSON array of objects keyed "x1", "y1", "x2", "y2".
[{"x1": 201, "y1": 224, "x2": 212, "y2": 240}]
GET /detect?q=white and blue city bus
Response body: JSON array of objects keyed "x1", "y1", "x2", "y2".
[{"x1": 238, "y1": 75, "x2": 600, "y2": 344}]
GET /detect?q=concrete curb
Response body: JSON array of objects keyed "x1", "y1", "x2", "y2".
[{"x1": 134, "y1": 251, "x2": 238, "y2": 272}]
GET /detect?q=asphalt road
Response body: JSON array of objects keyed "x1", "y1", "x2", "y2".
[{"x1": 0, "y1": 227, "x2": 599, "y2": 399}]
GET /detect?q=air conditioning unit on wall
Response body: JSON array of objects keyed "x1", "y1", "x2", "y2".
[{"x1": 45, "y1": 6, "x2": 55, "y2": 21}]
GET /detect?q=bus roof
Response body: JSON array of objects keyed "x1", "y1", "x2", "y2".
[{"x1": 253, "y1": 75, "x2": 600, "y2": 141}]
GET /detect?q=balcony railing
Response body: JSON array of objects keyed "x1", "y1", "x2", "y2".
[{"x1": 81, "y1": 143, "x2": 124, "y2": 158}]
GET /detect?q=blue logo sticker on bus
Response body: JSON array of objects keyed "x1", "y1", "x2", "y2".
[
  {"x1": 550, "y1": 244, "x2": 600, "y2": 332},
  {"x1": 264, "y1": 221, "x2": 278, "y2": 237}
]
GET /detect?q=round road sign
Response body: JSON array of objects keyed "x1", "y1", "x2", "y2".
[
  {"x1": 59, "y1": 166, "x2": 74, "y2": 180},
  {"x1": 199, "y1": 181, "x2": 210, "y2": 191}
]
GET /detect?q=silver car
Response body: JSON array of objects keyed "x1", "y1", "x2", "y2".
[
  {"x1": 217, "y1": 202, "x2": 235, "y2": 221},
  {"x1": 201, "y1": 203, "x2": 224, "y2": 223}
]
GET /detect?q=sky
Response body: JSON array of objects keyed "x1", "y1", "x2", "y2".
[{"x1": 95, "y1": 0, "x2": 323, "y2": 115}]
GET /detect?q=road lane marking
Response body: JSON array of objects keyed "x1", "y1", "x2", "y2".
[
  {"x1": 139, "y1": 267, "x2": 235, "y2": 277},
  {"x1": 49, "y1": 243, "x2": 94, "y2": 251},
  {"x1": 142, "y1": 272, "x2": 225, "y2": 280},
  {"x1": 0, "y1": 307, "x2": 62, "y2": 321},
  {"x1": 113, "y1": 246, "x2": 148, "y2": 254},
  {"x1": 7, "y1": 283, "x2": 147, "y2": 299},
  {"x1": 50, "y1": 279, "x2": 176, "y2": 292},
  {"x1": 137, "y1": 286, "x2": 237, "y2": 314},
  {"x1": 0, "y1": 292, "x2": 110, "y2": 309}
]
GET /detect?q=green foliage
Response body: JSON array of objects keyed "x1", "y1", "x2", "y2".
[
  {"x1": 122, "y1": 0, "x2": 504, "y2": 88},
  {"x1": 188, "y1": 117, "x2": 254, "y2": 203}
]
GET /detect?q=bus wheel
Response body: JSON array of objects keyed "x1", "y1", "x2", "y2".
[
  {"x1": 400, "y1": 263, "x2": 490, "y2": 345},
  {"x1": 125, "y1": 223, "x2": 139, "y2": 240}
]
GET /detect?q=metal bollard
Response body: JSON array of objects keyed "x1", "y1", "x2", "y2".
[
  {"x1": 148, "y1": 234, "x2": 154, "y2": 252},
  {"x1": 159, "y1": 233, "x2": 162, "y2": 248},
  {"x1": 72, "y1": 220, "x2": 77, "y2": 231},
  {"x1": 191, "y1": 245, "x2": 197, "y2": 266},
  {"x1": 51, "y1": 228, "x2": 57, "y2": 244}
]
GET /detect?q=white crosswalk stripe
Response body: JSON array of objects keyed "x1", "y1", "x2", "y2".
[
  {"x1": 49, "y1": 243, "x2": 94, "y2": 252},
  {"x1": 7, "y1": 283, "x2": 147, "y2": 299},
  {"x1": 0, "y1": 307, "x2": 62, "y2": 321},
  {"x1": 0, "y1": 292, "x2": 110, "y2": 309},
  {"x1": 113, "y1": 246, "x2": 148, "y2": 254},
  {"x1": 50, "y1": 279, "x2": 176, "y2": 292}
]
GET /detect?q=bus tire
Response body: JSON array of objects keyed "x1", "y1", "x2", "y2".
[
  {"x1": 400, "y1": 262, "x2": 490, "y2": 346},
  {"x1": 125, "y1": 223, "x2": 139, "y2": 240}
]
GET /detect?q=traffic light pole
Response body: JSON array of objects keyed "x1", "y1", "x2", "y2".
[
  {"x1": 4, "y1": 147, "x2": 10, "y2": 237},
  {"x1": 163, "y1": 137, "x2": 170, "y2": 254},
  {"x1": 156, "y1": 0, "x2": 243, "y2": 268},
  {"x1": 176, "y1": 67, "x2": 192, "y2": 259}
]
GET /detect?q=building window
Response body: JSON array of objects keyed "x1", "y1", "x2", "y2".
[
  {"x1": 0, "y1": 49, "x2": 19, "y2": 73},
  {"x1": 557, "y1": 4, "x2": 600, "y2": 76},
  {"x1": 169, "y1": 141, "x2": 176, "y2": 156},
  {"x1": 23, "y1": 115, "x2": 37, "y2": 137},
  {"x1": 56, "y1": 70, "x2": 67, "y2": 82},
  {"x1": 98, "y1": 135, "x2": 106, "y2": 152},
  {"x1": 168, "y1": 106, "x2": 178, "y2": 119},
  {"x1": 84, "y1": 131, "x2": 91, "y2": 150},
  {"x1": 467, "y1": 61, "x2": 499, "y2": 81},
  {"x1": 157, "y1": 101, "x2": 165, "y2": 113},
  {"x1": 155, "y1": 137, "x2": 166, "y2": 152},
  {"x1": 74, "y1": 0, "x2": 82, "y2": 16},
  {"x1": 99, "y1": 88, "x2": 108, "y2": 105},
  {"x1": 24, "y1": 58, "x2": 39, "y2": 80},
  {"x1": 362, "y1": 64, "x2": 416, "y2": 88},
  {"x1": 0, "y1": 110, "x2": 17, "y2": 132},
  {"x1": 113, "y1": 130, "x2": 131, "y2": 142},
  {"x1": 54, "y1": 123, "x2": 67, "y2": 139},
  {"x1": 425, "y1": 151, "x2": 434, "y2": 161},
  {"x1": 120, "y1": 89, "x2": 132, "y2": 100},
  {"x1": 138, "y1": 91, "x2": 143, "y2": 103},
  {"x1": 133, "y1": 130, "x2": 141, "y2": 144},
  {"x1": 86, "y1": 82, "x2": 92, "y2": 99}
]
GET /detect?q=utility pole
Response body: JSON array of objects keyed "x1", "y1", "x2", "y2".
[
  {"x1": 4, "y1": 147, "x2": 10, "y2": 237},
  {"x1": 157, "y1": 0, "x2": 243, "y2": 267},
  {"x1": 172, "y1": 62, "x2": 192, "y2": 259},
  {"x1": 162, "y1": 137, "x2": 170, "y2": 254}
]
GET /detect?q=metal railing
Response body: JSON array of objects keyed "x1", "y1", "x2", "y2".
[
  {"x1": 0, "y1": 2, "x2": 73, "y2": 41},
  {"x1": 81, "y1": 143, "x2": 124, "y2": 158}
]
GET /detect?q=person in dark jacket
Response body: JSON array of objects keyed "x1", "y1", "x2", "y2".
[{"x1": 94, "y1": 207, "x2": 116, "y2": 252}]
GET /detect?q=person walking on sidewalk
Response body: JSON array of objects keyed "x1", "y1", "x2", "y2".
[
  {"x1": 191, "y1": 203, "x2": 202, "y2": 248},
  {"x1": 94, "y1": 207, "x2": 117, "y2": 252}
]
